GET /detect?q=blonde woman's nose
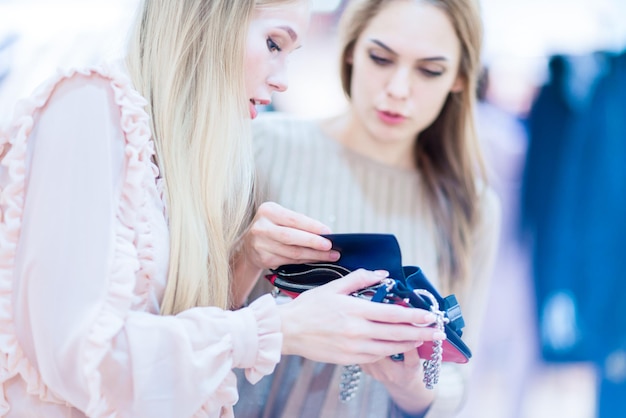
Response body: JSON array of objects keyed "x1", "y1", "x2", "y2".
[{"x1": 268, "y1": 68, "x2": 288, "y2": 93}]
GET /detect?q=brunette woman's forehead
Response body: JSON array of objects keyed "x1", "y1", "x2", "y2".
[{"x1": 358, "y1": 1, "x2": 461, "y2": 61}]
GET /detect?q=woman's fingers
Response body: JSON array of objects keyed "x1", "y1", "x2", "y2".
[
  {"x1": 257, "y1": 201, "x2": 332, "y2": 235},
  {"x1": 359, "y1": 348, "x2": 425, "y2": 389},
  {"x1": 250, "y1": 218, "x2": 333, "y2": 251},
  {"x1": 314, "y1": 271, "x2": 441, "y2": 327},
  {"x1": 400, "y1": 344, "x2": 423, "y2": 368},
  {"x1": 366, "y1": 320, "x2": 446, "y2": 345},
  {"x1": 243, "y1": 202, "x2": 340, "y2": 269},
  {"x1": 280, "y1": 284, "x2": 446, "y2": 365},
  {"x1": 313, "y1": 268, "x2": 389, "y2": 295},
  {"x1": 328, "y1": 336, "x2": 433, "y2": 365},
  {"x1": 330, "y1": 341, "x2": 419, "y2": 365},
  {"x1": 363, "y1": 302, "x2": 440, "y2": 328},
  {"x1": 327, "y1": 306, "x2": 445, "y2": 352},
  {"x1": 246, "y1": 202, "x2": 339, "y2": 267},
  {"x1": 250, "y1": 238, "x2": 339, "y2": 268}
]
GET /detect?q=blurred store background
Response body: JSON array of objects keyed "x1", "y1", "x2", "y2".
[{"x1": 1, "y1": 1, "x2": 625, "y2": 417}]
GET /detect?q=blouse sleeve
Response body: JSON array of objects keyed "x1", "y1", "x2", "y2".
[{"x1": 3, "y1": 70, "x2": 281, "y2": 418}]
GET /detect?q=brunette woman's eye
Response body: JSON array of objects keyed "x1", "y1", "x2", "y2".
[
  {"x1": 369, "y1": 53, "x2": 391, "y2": 66},
  {"x1": 267, "y1": 37, "x2": 281, "y2": 53},
  {"x1": 420, "y1": 68, "x2": 444, "y2": 77}
]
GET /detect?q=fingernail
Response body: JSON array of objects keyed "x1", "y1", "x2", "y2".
[
  {"x1": 434, "y1": 331, "x2": 447, "y2": 340},
  {"x1": 415, "y1": 341, "x2": 424, "y2": 348},
  {"x1": 329, "y1": 250, "x2": 340, "y2": 261},
  {"x1": 374, "y1": 270, "x2": 389, "y2": 277}
]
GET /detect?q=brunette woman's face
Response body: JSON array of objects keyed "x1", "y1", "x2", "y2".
[
  {"x1": 245, "y1": 2, "x2": 309, "y2": 119},
  {"x1": 348, "y1": 0, "x2": 464, "y2": 143}
]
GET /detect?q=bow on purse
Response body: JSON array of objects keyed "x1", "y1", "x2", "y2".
[{"x1": 264, "y1": 233, "x2": 471, "y2": 394}]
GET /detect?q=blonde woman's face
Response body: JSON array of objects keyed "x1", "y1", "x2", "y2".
[
  {"x1": 349, "y1": 0, "x2": 463, "y2": 144},
  {"x1": 245, "y1": 2, "x2": 309, "y2": 119}
]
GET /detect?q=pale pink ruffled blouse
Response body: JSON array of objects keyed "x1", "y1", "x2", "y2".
[{"x1": 0, "y1": 64, "x2": 282, "y2": 418}]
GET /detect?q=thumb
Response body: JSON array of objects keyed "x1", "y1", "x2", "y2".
[{"x1": 323, "y1": 269, "x2": 389, "y2": 295}]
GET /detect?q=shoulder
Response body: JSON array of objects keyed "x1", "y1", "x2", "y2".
[
  {"x1": 1, "y1": 63, "x2": 155, "y2": 190},
  {"x1": 2, "y1": 64, "x2": 145, "y2": 135},
  {"x1": 4, "y1": 63, "x2": 151, "y2": 151},
  {"x1": 40, "y1": 64, "x2": 146, "y2": 120}
]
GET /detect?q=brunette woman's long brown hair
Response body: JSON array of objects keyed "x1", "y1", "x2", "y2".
[{"x1": 338, "y1": 0, "x2": 485, "y2": 294}]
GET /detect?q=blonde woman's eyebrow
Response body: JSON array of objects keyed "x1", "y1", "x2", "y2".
[
  {"x1": 278, "y1": 26, "x2": 298, "y2": 42},
  {"x1": 278, "y1": 26, "x2": 303, "y2": 50}
]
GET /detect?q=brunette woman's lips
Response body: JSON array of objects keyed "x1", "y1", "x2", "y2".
[{"x1": 377, "y1": 110, "x2": 406, "y2": 125}]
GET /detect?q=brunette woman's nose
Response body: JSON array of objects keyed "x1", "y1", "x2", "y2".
[{"x1": 386, "y1": 68, "x2": 410, "y2": 99}]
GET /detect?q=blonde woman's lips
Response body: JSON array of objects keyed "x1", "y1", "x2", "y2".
[
  {"x1": 249, "y1": 100, "x2": 258, "y2": 119},
  {"x1": 249, "y1": 99, "x2": 271, "y2": 119}
]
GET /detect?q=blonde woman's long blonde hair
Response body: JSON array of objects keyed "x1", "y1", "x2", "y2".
[
  {"x1": 338, "y1": 0, "x2": 485, "y2": 294},
  {"x1": 126, "y1": 0, "x2": 301, "y2": 314}
]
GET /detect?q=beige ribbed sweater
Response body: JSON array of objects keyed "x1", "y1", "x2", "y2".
[{"x1": 235, "y1": 112, "x2": 501, "y2": 418}]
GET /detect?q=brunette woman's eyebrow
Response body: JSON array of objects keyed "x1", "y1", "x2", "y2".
[
  {"x1": 369, "y1": 39, "x2": 449, "y2": 62},
  {"x1": 369, "y1": 39, "x2": 396, "y2": 54},
  {"x1": 421, "y1": 56, "x2": 449, "y2": 62}
]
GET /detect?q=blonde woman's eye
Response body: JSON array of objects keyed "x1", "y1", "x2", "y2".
[{"x1": 267, "y1": 37, "x2": 281, "y2": 53}]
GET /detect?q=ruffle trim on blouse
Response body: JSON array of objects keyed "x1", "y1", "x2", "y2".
[
  {"x1": 191, "y1": 294, "x2": 282, "y2": 417},
  {"x1": 242, "y1": 294, "x2": 282, "y2": 384},
  {"x1": 0, "y1": 64, "x2": 160, "y2": 417},
  {"x1": 191, "y1": 372, "x2": 238, "y2": 418}
]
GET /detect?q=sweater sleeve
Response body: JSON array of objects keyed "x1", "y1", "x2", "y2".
[
  {"x1": 424, "y1": 186, "x2": 502, "y2": 418},
  {"x1": 0, "y1": 69, "x2": 281, "y2": 418},
  {"x1": 462, "y1": 186, "x2": 502, "y2": 353}
]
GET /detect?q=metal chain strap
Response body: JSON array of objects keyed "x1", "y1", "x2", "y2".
[
  {"x1": 339, "y1": 283, "x2": 448, "y2": 401},
  {"x1": 339, "y1": 364, "x2": 362, "y2": 402},
  {"x1": 422, "y1": 310, "x2": 445, "y2": 389},
  {"x1": 414, "y1": 288, "x2": 448, "y2": 390},
  {"x1": 340, "y1": 279, "x2": 393, "y2": 402}
]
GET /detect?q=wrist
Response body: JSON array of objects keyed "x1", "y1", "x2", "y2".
[
  {"x1": 276, "y1": 302, "x2": 298, "y2": 356},
  {"x1": 231, "y1": 245, "x2": 265, "y2": 308},
  {"x1": 277, "y1": 303, "x2": 295, "y2": 355},
  {"x1": 386, "y1": 368, "x2": 435, "y2": 417},
  {"x1": 389, "y1": 399, "x2": 434, "y2": 418}
]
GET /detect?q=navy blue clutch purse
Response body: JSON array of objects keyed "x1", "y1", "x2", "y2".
[{"x1": 265, "y1": 233, "x2": 471, "y2": 364}]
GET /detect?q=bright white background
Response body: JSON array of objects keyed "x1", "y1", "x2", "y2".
[
  {"x1": 1, "y1": 0, "x2": 626, "y2": 120},
  {"x1": 0, "y1": 1, "x2": 625, "y2": 417}
]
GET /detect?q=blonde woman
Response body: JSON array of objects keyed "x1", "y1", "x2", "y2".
[
  {"x1": 235, "y1": 0, "x2": 501, "y2": 416},
  {"x1": 0, "y1": 0, "x2": 443, "y2": 417}
]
